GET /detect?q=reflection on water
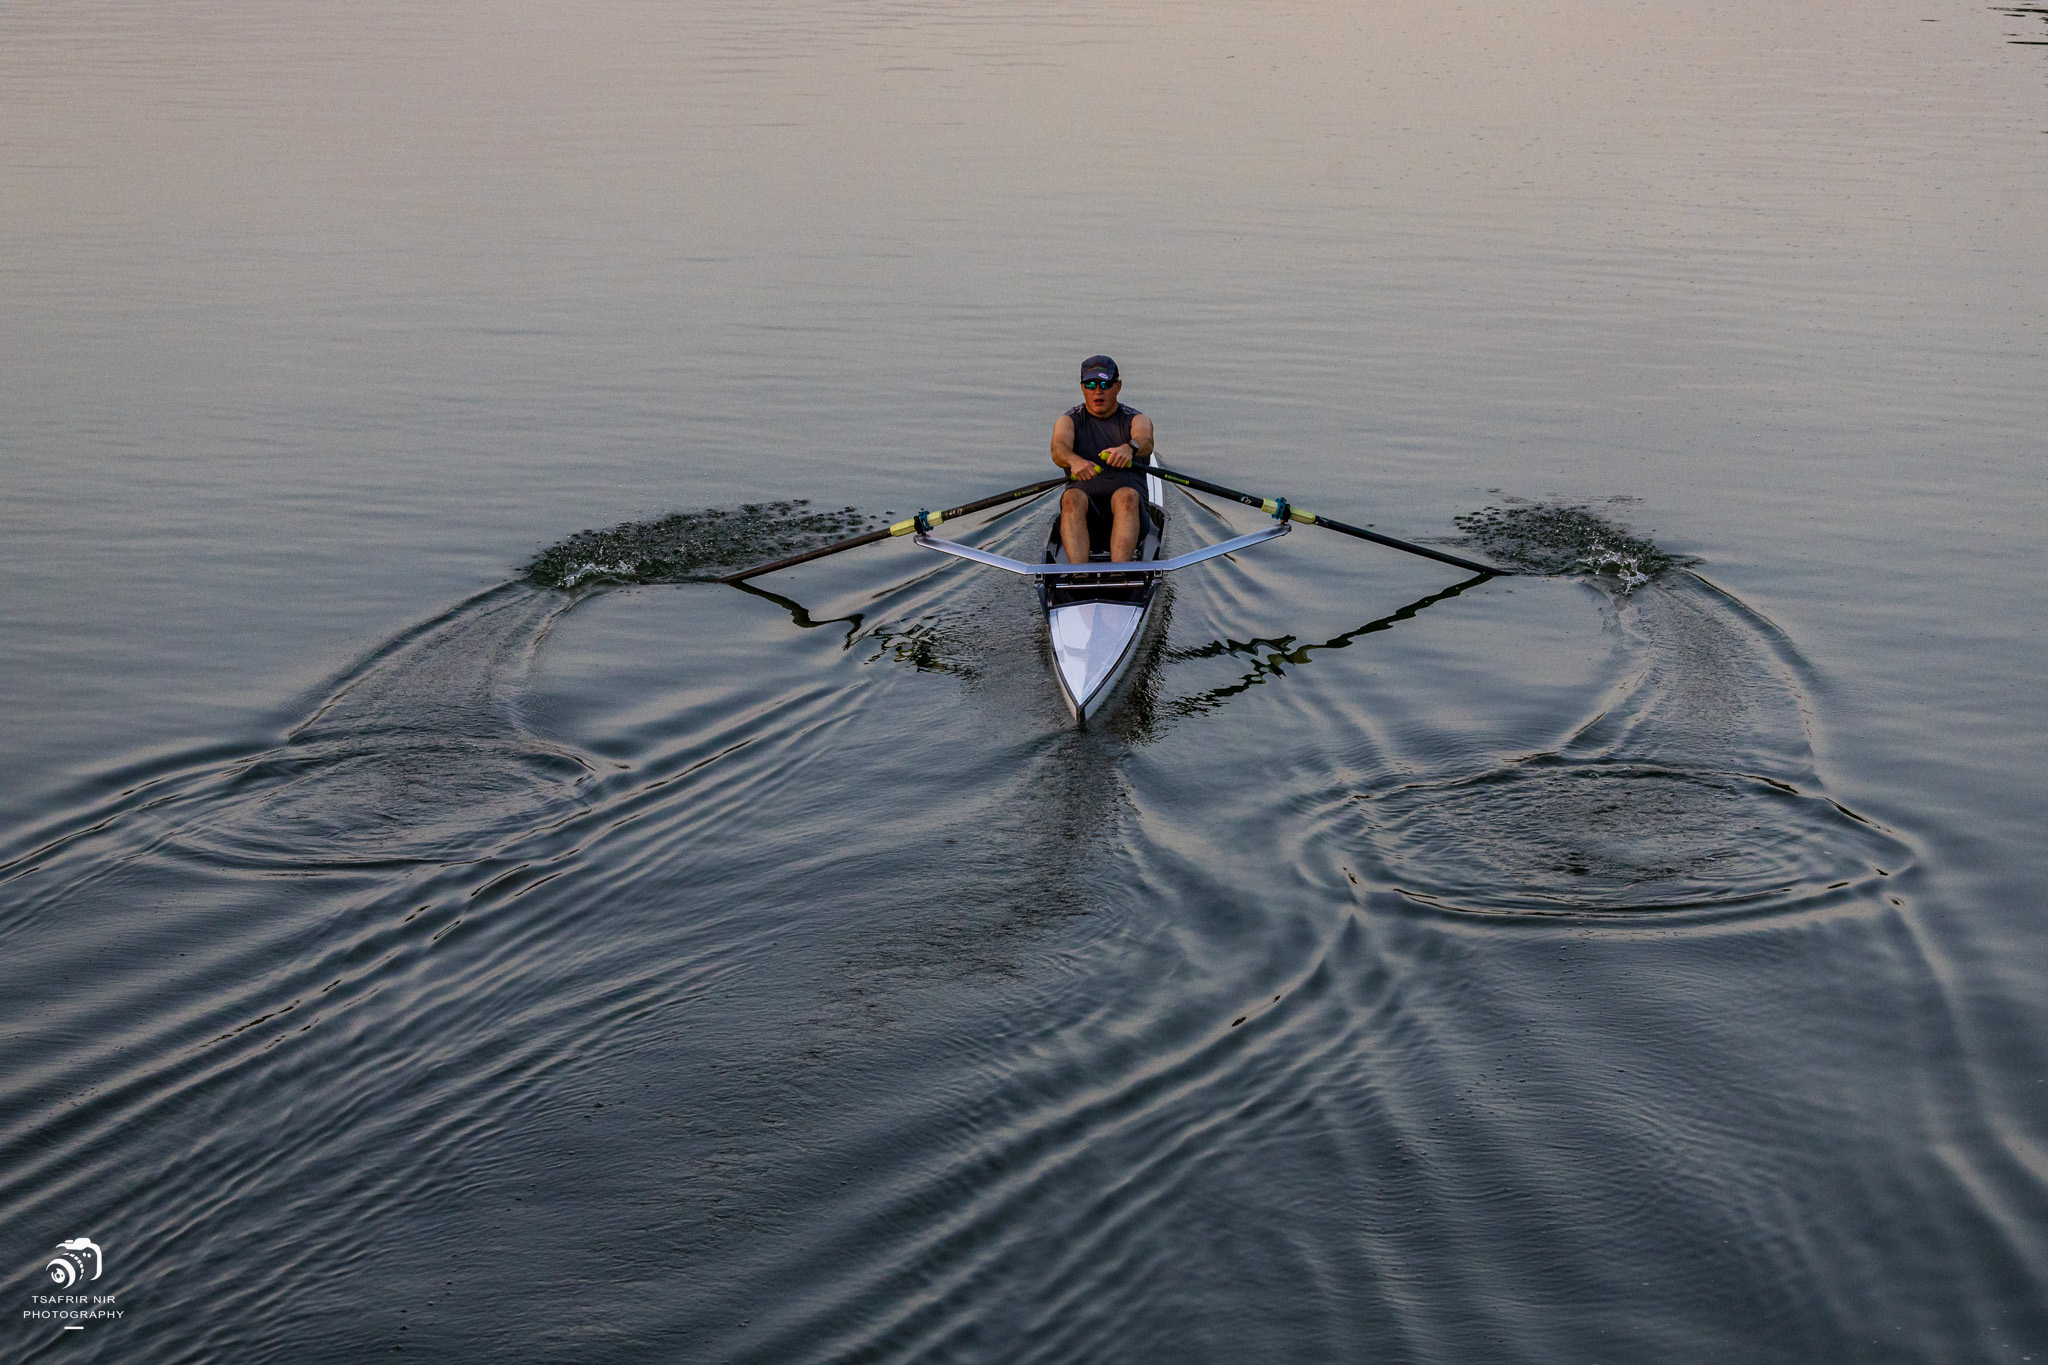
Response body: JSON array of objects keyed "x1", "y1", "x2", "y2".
[
  {"x1": 728, "y1": 577, "x2": 866, "y2": 640},
  {"x1": 6, "y1": 0, "x2": 2048, "y2": 1360},
  {"x1": 1163, "y1": 574, "x2": 1489, "y2": 716},
  {"x1": 0, "y1": 528, "x2": 1998, "y2": 1364},
  {"x1": 1997, "y1": 4, "x2": 2048, "y2": 46},
  {"x1": 864, "y1": 613, "x2": 988, "y2": 681}
]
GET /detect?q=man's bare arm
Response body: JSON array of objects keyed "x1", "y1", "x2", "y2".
[
  {"x1": 1129, "y1": 413, "x2": 1154, "y2": 462},
  {"x1": 1054, "y1": 412, "x2": 1155, "y2": 473},
  {"x1": 1051, "y1": 413, "x2": 1093, "y2": 476},
  {"x1": 1091, "y1": 414, "x2": 1154, "y2": 469}
]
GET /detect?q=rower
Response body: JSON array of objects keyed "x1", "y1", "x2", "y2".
[{"x1": 1051, "y1": 354, "x2": 1155, "y2": 566}]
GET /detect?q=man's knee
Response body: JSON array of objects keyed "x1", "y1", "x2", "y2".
[
  {"x1": 1062, "y1": 488, "x2": 1090, "y2": 514},
  {"x1": 1110, "y1": 487, "x2": 1140, "y2": 513}
]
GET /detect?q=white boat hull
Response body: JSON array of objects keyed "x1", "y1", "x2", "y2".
[
  {"x1": 1037, "y1": 472, "x2": 1168, "y2": 725},
  {"x1": 1048, "y1": 600, "x2": 1148, "y2": 721}
]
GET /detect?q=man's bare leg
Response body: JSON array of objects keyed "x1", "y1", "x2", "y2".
[
  {"x1": 1059, "y1": 488, "x2": 1094, "y2": 568},
  {"x1": 1109, "y1": 486, "x2": 1141, "y2": 562}
]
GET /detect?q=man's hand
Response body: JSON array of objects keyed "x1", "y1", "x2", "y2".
[{"x1": 1065, "y1": 446, "x2": 1136, "y2": 479}]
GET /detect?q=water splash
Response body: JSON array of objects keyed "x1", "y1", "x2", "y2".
[
  {"x1": 1452, "y1": 502, "x2": 1689, "y2": 590},
  {"x1": 526, "y1": 501, "x2": 880, "y2": 589},
  {"x1": 1576, "y1": 543, "x2": 1652, "y2": 592}
]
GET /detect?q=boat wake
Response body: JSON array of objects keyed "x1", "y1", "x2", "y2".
[
  {"x1": 0, "y1": 495, "x2": 1951, "y2": 1363},
  {"x1": 1135, "y1": 497, "x2": 1916, "y2": 927},
  {"x1": 1, "y1": 584, "x2": 587, "y2": 896},
  {"x1": 1356, "y1": 563, "x2": 1912, "y2": 923}
]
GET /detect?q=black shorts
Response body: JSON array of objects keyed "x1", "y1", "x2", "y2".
[{"x1": 1068, "y1": 462, "x2": 1148, "y2": 503}]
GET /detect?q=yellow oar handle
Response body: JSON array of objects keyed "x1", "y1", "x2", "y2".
[
  {"x1": 888, "y1": 509, "x2": 946, "y2": 536},
  {"x1": 1259, "y1": 498, "x2": 1316, "y2": 525},
  {"x1": 1069, "y1": 458, "x2": 1147, "y2": 481}
]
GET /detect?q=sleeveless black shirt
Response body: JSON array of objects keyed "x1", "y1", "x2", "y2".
[{"x1": 1066, "y1": 402, "x2": 1148, "y2": 496}]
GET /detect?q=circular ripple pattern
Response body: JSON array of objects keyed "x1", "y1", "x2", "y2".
[
  {"x1": 171, "y1": 742, "x2": 593, "y2": 868},
  {"x1": 1357, "y1": 759, "x2": 1911, "y2": 920}
]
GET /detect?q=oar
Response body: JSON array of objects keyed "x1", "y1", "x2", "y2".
[
  {"x1": 1083, "y1": 457, "x2": 1510, "y2": 577},
  {"x1": 718, "y1": 476, "x2": 1068, "y2": 584}
]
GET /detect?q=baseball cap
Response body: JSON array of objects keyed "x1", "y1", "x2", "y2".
[{"x1": 1080, "y1": 355, "x2": 1119, "y2": 383}]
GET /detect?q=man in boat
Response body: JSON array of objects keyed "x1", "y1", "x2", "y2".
[{"x1": 1052, "y1": 354, "x2": 1155, "y2": 565}]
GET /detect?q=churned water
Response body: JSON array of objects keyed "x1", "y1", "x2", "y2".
[{"x1": 5, "y1": 2, "x2": 2047, "y2": 1361}]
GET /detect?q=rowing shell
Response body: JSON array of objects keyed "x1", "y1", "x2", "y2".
[
  {"x1": 1040, "y1": 471, "x2": 1166, "y2": 721},
  {"x1": 914, "y1": 472, "x2": 1290, "y2": 723}
]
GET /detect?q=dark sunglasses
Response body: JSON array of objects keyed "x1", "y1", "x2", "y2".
[{"x1": 1081, "y1": 378, "x2": 1115, "y2": 390}]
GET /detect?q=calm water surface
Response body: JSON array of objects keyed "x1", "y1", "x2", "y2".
[{"x1": 5, "y1": 2, "x2": 2047, "y2": 1360}]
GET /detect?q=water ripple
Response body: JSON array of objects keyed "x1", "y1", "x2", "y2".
[{"x1": 1358, "y1": 756, "x2": 1908, "y2": 922}]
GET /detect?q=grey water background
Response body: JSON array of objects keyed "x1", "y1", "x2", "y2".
[{"x1": 5, "y1": 0, "x2": 2047, "y2": 1359}]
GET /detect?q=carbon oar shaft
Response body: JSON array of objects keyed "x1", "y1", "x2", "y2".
[
  {"x1": 718, "y1": 476, "x2": 1067, "y2": 584},
  {"x1": 1122, "y1": 460, "x2": 1510, "y2": 577}
]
